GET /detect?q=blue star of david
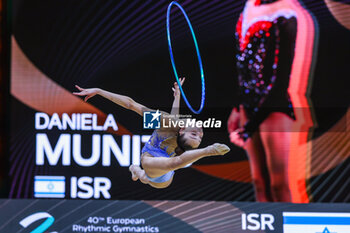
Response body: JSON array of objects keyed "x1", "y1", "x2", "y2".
[{"x1": 316, "y1": 227, "x2": 336, "y2": 233}]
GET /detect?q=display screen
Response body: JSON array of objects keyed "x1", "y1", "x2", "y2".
[{"x1": 9, "y1": 0, "x2": 350, "y2": 202}]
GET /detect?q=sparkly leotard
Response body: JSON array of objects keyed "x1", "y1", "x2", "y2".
[
  {"x1": 141, "y1": 130, "x2": 176, "y2": 183},
  {"x1": 235, "y1": 4, "x2": 297, "y2": 140}
]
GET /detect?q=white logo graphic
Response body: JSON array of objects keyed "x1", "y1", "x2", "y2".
[
  {"x1": 283, "y1": 212, "x2": 350, "y2": 233},
  {"x1": 143, "y1": 110, "x2": 161, "y2": 129},
  {"x1": 34, "y1": 176, "x2": 65, "y2": 198},
  {"x1": 20, "y1": 212, "x2": 57, "y2": 233}
]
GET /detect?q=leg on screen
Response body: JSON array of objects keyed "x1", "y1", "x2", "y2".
[
  {"x1": 238, "y1": 106, "x2": 272, "y2": 202},
  {"x1": 260, "y1": 112, "x2": 293, "y2": 202},
  {"x1": 245, "y1": 132, "x2": 273, "y2": 202}
]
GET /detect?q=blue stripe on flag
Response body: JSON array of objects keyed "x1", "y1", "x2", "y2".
[
  {"x1": 34, "y1": 179, "x2": 65, "y2": 181},
  {"x1": 284, "y1": 216, "x2": 350, "y2": 225},
  {"x1": 34, "y1": 192, "x2": 65, "y2": 195}
]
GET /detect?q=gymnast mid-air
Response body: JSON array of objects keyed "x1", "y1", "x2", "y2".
[{"x1": 73, "y1": 78, "x2": 230, "y2": 189}]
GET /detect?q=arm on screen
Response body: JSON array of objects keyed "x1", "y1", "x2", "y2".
[{"x1": 73, "y1": 85, "x2": 152, "y2": 116}]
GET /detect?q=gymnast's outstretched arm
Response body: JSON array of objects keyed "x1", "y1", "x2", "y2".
[
  {"x1": 73, "y1": 85, "x2": 152, "y2": 116},
  {"x1": 74, "y1": 78, "x2": 185, "y2": 118},
  {"x1": 170, "y1": 77, "x2": 185, "y2": 116}
]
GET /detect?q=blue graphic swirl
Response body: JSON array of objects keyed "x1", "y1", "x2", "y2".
[{"x1": 31, "y1": 216, "x2": 55, "y2": 233}]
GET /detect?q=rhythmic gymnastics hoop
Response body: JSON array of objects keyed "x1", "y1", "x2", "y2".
[{"x1": 166, "y1": 1, "x2": 205, "y2": 114}]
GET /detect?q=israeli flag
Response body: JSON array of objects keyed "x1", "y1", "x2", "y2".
[
  {"x1": 34, "y1": 176, "x2": 65, "y2": 198},
  {"x1": 283, "y1": 212, "x2": 350, "y2": 233}
]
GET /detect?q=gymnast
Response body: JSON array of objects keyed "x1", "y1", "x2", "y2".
[{"x1": 73, "y1": 78, "x2": 230, "y2": 189}]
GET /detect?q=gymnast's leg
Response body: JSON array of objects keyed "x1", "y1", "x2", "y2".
[
  {"x1": 129, "y1": 165, "x2": 173, "y2": 188},
  {"x1": 129, "y1": 165, "x2": 150, "y2": 184},
  {"x1": 128, "y1": 144, "x2": 229, "y2": 188},
  {"x1": 141, "y1": 143, "x2": 230, "y2": 178}
]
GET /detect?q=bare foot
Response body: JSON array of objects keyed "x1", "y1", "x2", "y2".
[{"x1": 129, "y1": 165, "x2": 139, "y2": 181}]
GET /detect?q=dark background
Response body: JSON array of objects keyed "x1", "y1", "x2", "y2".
[{"x1": 4, "y1": 0, "x2": 350, "y2": 201}]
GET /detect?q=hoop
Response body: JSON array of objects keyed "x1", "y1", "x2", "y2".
[{"x1": 166, "y1": 1, "x2": 205, "y2": 114}]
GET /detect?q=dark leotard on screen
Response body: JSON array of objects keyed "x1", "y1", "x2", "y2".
[{"x1": 235, "y1": 11, "x2": 297, "y2": 140}]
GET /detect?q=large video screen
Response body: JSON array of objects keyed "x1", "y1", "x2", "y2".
[{"x1": 9, "y1": 0, "x2": 350, "y2": 202}]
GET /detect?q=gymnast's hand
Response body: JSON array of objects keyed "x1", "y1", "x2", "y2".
[
  {"x1": 207, "y1": 143, "x2": 231, "y2": 155},
  {"x1": 73, "y1": 85, "x2": 100, "y2": 102},
  {"x1": 172, "y1": 77, "x2": 185, "y2": 98}
]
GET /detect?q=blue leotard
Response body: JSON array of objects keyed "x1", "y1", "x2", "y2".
[{"x1": 141, "y1": 130, "x2": 175, "y2": 183}]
